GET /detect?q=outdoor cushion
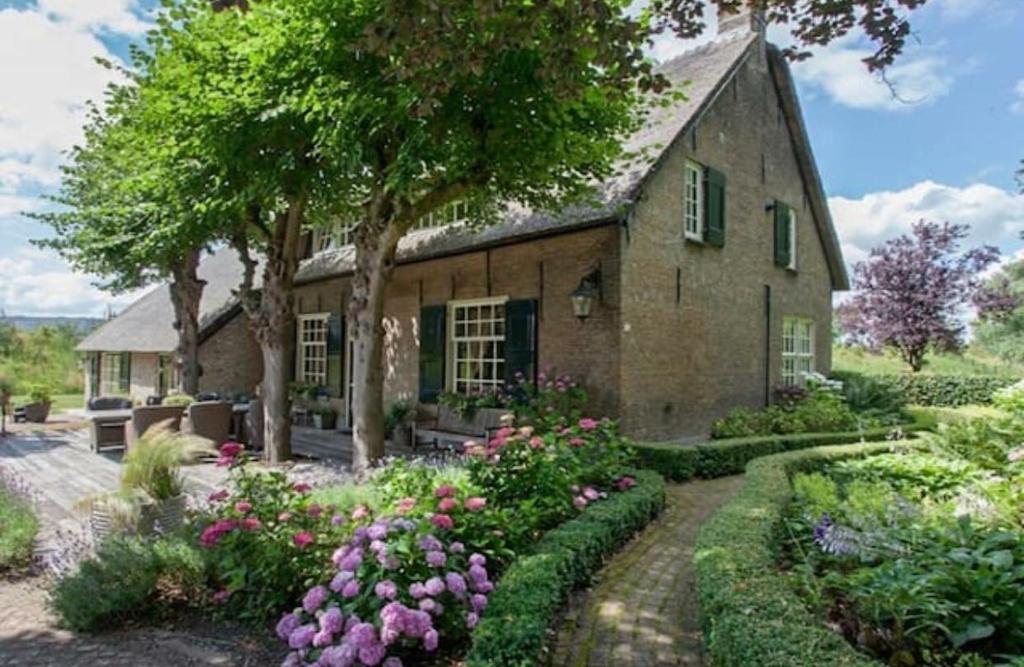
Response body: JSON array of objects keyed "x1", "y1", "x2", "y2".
[
  {"x1": 88, "y1": 396, "x2": 132, "y2": 411},
  {"x1": 183, "y1": 401, "x2": 233, "y2": 447}
]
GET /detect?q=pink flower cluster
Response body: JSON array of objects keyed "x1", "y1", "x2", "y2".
[
  {"x1": 216, "y1": 441, "x2": 245, "y2": 467},
  {"x1": 571, "y1": 485, "x2": 607, "y2": 510},
  {"x1": 278, "y1": 515, "x2": 493, "y2": 666}
]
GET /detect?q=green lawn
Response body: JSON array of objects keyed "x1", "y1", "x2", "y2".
[
  {"x1": 10, "y1": 393, "x2": 84, "y2": 413},
  {"x1": 0, "y1": 487, "x2": 38, "y2": 571},
  {"x1": 833, "y1": 345, "x2": 1024, "y2": 377}
]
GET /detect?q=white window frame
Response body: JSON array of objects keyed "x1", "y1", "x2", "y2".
[
  {"x1": 311, "y1": 220, "x2": 358, "y2": 254},
  {"x1": 100, "y1": 352, "x2": 125, "y2": 396},
  {"x1": 447, "y1": 297, "x2": 508, "y2": 395},
  {"x1": 296, "y1": 313, "x2": 330, "y2": 387},
  {"x1": 782, "y1": 317, "x2": 815, "y2": 386},
  {"x1": 415, "y1": 200, "x2": 471, "y2": 232},
  {"x1": 684, "y1": 160, "x2": 704, "y2": 241},
  {"x1": 787, "y1": 208, "x2": 797, "y2": 270}
]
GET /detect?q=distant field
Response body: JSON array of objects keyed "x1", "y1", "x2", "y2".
[
  {"x1": 833, "y1": 345, "x2": 1024, "y2": 377},
  {"x1": 10, "y1": 393, "x2": 84, "y2": 413}
]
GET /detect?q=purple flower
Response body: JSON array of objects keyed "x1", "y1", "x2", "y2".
[
  {"x1": 449, "y1": 541, "x2": 465, "y2": 554},
  {"x1": 331, "y1": 514, "x2": 346, "y2": 526},
  {"x1": 469, "y1": 564, "x2": 488, "y2": 585},
  {"x1": 288, "y1": 623, "x2": 317, "y2": 649},
  {"x1": 383, "y1": 658, "x2": 403, "y2": 667},
  {"x1": 424, "y1": 628, "x2": 439, "y2": 651},
  {"x1": 424, "y1": 577, "x2": 445, "y2": 596},
  {"x1": 319, "y1": 645, "x2": 356, "y2": 667},
  {"x1": 474, "y1": 580, "x2": 494, "y2": 593},
  {"x1": 339, "y1": 548, "x2": 364, "y2": 572},
  {"x1": 347, "y1": 622, "x2": 378, "y2": 647},
  {"x1": 367, "y1": 522, "x2": 389, "y2": 541},
  {"x1": 331, "y1": 570, "x2": 355, "y2": 592},
  {"x1": 466, "y1": 612, "x2": 480, "y2": 629},
  {"x1": 444, "y1": 572, "x2": 467, "y2": 598},
  {"x1": 320, "y1": 607, "x2": 344, "y2": 635},
  {"x1": 359, "y1": 642, "x2": 387, "y2": 666},
  {"x1": 471, "y1": 593, "x2": 488, "y2": 611},
  {"x1": 369, "y1": 539, "x2": 386, "y2": 553},
  {"x1": 313, "y1": 629, "x2": 334, "y2": 647},
  {"x1": 303, "y1": 585, "x2": 329, "y2": 614},
  {"x1": 374, "y1": 580, "x2": 398, "y2": 600},
  {"x1": 275, "y1": 612, "x2": 301, "y2": 640},
  {"x1": 409, "y1": 582, "x2": 426, "y2": 599},
  {"x1": 342, "y1": 580, "x2": 361, "y2": 598},
  {"x1": 426, "y1": 550, "x2": 447, "y2": 567},
  {"x1": 469, "y1": 553, "x2": 487, "y2": 567},
  {"x1": 418, "y1": 535, "x2": 443, "y2": 552},
  {"x1": 418, "y1": 598, "x2": 438, "y2": 614}
]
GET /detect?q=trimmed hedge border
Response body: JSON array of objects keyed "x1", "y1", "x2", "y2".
[
  {"x1": 465, "y1": 469, "x2": 666, "y2": 667},
  {"x1": 633, "y1": 410, "x2": 933, "y2": 482},
  {"x1": 835, "y1": 372, "x2": 1018, "y2": 407},
  {"x1": 695, "y1": 441, "x2": 910, "y2": 667}
]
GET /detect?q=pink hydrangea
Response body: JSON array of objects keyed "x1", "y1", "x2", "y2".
[
  {"x1": 569, "y1": 437, "x2": 586, "y2": 447},
  {"x1": 199, "y1": 519, "x2": 237, "y2": 547},
  {"x1": 292, "y1": 482, "x2": 312, "y2": 493},
  {"x1": 529, "y1": 436, "x2": 544, "y2": 449},
  {"x1": 614, "y1": 475, "x2": 637, "y2": 491},
  {"x1": 212, "y1": 588, "x2": 231, "y2": 604},
  {"x1": 434, "y1": 485, "x2": 456, "y2": 499},
  {"x1": 234, "y1": 501, "x2": 252, "y2": 514},
  {"x1": 307, "y1": 503, "x2": 323, "y2": 518},
  {"x1": 573, "y1": 496, "x2": 587, "y2": 510},
  {"x1": 582, "y1": 486, "x2": 600, "y2": 501},
  {"x1": 292, "y1": 532, "x2": 315, "y2": 548},
  {"x1": 437, "y1": 497, "x2": 458, "y2": 513},
  {"x1": 464, "y1": 497, "x2": 487, "y2": 511},
  {"x1": 396, "y1": 497, "x2": 417, "y2": 514},
  {"x1": 430, "y1": 514, "x2": 454, "y2": 530},
  {"x1": 578, "y1": 418, "x2": 598, "y2": 431},
  {"x1": 352, "y1": 505, "x2": 370, "y2": 521},
  {"x1": 278, "y1": 511, "x2": 292, "y2": 522},
  {"x1": 240, "y1": 517, "x2": 261, "y2": 531},
  {"x1": 207, "y1": 489, "x2": 229, "y2": 503}
]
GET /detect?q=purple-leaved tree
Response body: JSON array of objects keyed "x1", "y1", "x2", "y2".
[{"x1": 838, "y1": 221, "x2": 1000, "y2": 372}]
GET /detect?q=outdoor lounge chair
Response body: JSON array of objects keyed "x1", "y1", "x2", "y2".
[
  {"x1": 183, "y1": 400, "x2": 233, "y2": 447},
  {"x1": 125, "y1": 405, "x2": 185, "y2": 450},
  {"x1": 87, "y1": 396, "x2": 133, "y2": 452}
]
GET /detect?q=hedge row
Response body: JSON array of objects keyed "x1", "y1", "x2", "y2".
[
  {"x1": 835, "y1": 372, "x2": 1018, "y2": 407},
  {"x1": 465, "y1": 469, "x2": 666, "y2": 667},
  {"x1": 633, "y1": 410, "x2": 932, "y2": 482},
  {"x1": 695, "y1": 441, "x2": 908, "y2": 667}
]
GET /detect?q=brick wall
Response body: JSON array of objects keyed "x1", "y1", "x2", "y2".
[
  {"x1": 199, "y1": 311, "x2": 264, "y2": 396},
  {"x1": 618, "y1": 41, "x2": 835, "y2": 440}
]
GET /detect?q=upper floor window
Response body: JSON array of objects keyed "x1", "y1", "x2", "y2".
[
  {"x1": 781, "y1": 317, "x2": 814, "y2": 386},
  {"x1": 296, "y1": 313, "x2": 330, "y2": 387},
  {"x1": 684, "y1": 160, "x2": 704, "y2": 240},
  {"x1": 415, "y1": 200, "x2": 472, "y2": 231},
  {"x1": 311, "y1": 220, "x2": 358, "y2": 254}
]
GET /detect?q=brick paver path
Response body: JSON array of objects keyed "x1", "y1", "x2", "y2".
[{"x1": 552, "y1": 476, "x2": 743, "y2": 667}]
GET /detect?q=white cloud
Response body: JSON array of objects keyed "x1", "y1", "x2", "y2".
[
  {"x1": 0, "y1": 246, "x2": 143, "y2": 317},
  {"x1": 1010, "y1": 80, "x2": 1024, "y2": 114},
  {"x1": 789, "y1": 37, "x2": 954, "y2": 112},
  {"x1": 829, "y1": 181, "x2": 1024, "y2": 269},
  {"x1": 36, "y1": 0, "x2": 150, "y2": 35}
]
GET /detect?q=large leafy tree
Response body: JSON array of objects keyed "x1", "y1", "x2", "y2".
[
  {"x1": 55, "y1": 0, "x2": 927, "y2": 468},
  {"x1": 974, "y1": 258, "x2": 1024, "y2": 365},
  {"x1": 837, "y1": 221, "x2": 1000, "y2": 372},
  {"x1": 35, "y1": 74, "x2": 216, "y2": 396}
]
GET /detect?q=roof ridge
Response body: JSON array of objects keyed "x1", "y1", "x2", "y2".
[{"x1": 654, "y1": 29, "x2": 755, "y2": 73}]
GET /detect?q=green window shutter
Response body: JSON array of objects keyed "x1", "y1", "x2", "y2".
[
  {"x1": 419, "y1": 306, "x2": 446, "y2": 403},
  {"x1": 774, "y1": 201, "x2": 791, "y2": 267},
  {"x1": 504, "y1": 299, "x2": 538, "y2": 385},
  {"x1": 327, "y1": 313, "x2": 345, "y2": 398},
  {"x1": 119, "y1": 352, "x2": 131, "y2": 394},
  {"x1": 703, "y1": 166, "x2": 726, "y2": 247}
]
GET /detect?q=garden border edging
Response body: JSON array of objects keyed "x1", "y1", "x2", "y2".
[{"x1": 465, "y1": 468, "x2": 666, "y2": 667}]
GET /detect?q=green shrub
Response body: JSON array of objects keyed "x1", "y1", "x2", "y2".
[
  {"x1": 712, "y1": 392, "x2": 862, "y2": 439},
  {"x1": 633, "y1": 411, "x2": 933, "y2": 482},
  {"x1": 695, "y1": 442, "x2": 907, "y2": 667},
  {"x1": 50, "y1": 536, "x2": 205, "y2": 632},
  {"x1": 465, "y1": 469, "x2": 665, "y2": 667},
  {"x1": 830, "y1": 371, "x2": 908, "y2": 417},
  {"x1": 0, "y1": 486, "x2": 38, "y2": 571},
  {"x1": 162, "y1": 393, "x2": 195, "y2": 407},
  {"x1": 867, "y1": 375, "x2": 1017, "y2": 407}
]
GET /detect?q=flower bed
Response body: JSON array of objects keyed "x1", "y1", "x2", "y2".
[{"x1": 694, "y1": 442, "x2": 904, "y2": 667}]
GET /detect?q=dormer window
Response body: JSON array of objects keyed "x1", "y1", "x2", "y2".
[{"x1": 415, "y1": 200, "x2": 472, "y2": 231}]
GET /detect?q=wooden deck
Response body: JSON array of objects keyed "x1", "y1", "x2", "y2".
[{"x1": 291, "y1": 426, "x2": 416, "y2": 463}]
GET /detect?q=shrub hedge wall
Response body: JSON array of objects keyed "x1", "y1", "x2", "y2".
[
  {"x1": 833, "y1": 372, "x2": 1017, "y2": 407},
  {"x1": 695, "y1": 442, "x2": 908, "y2": 667},
  {"x1": 633, "y1": 410, "x2": 933, "y2": 482},
  {"x1": 465, "y1": 469, "x2": 666, "y2": 667}
]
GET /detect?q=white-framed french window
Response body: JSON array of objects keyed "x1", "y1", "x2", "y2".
[
  {"x1": 448, "y1": 297, "x2": 508, "y2": 395},
  {"x1": 684, "y1": 160, "x2": 704, "y2": 240},
  {"x1": 100, "y1": 352, "x2": 126, "y2": 396},
  {"x1": 787, "y1": 207, "x2": 797, "y2": 270},
  {"x1": 782, "y1": 317, "x2": 815, "y2": 386},
  {"x1": 296, "y1": 313, "x2": 330, "y2": 387}
]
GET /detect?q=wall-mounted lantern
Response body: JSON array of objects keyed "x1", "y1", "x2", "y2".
[{"x1": 570, "y1": 269, "x2": 602, "y2": 322}]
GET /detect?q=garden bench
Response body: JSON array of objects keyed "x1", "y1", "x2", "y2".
[{"x1": 413, "y1": 405, "x2": 506, "y2": 451}]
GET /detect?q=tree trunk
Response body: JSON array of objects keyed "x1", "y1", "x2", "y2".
[
  {"x1": 350, "y1": 222, "x2": 403, "y2": 474},
  {"x1": 232, "y1": 198, "x2": 306, "y2": 464},
  {"x1": 169, "y1": 249, "x2": 206, "y2": 396}
]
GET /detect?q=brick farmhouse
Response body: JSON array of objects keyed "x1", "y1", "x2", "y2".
[{"x1": 77, "y1": 18, "x2": 847, "y2": 441}]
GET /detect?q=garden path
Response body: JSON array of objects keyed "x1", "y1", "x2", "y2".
[{"x1": 551, "y1": 476, "x2": 743, "y2": 667}]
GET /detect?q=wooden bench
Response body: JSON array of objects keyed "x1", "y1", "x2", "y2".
[{"x1": 413, "y1": 406, "x2": 507, "y2": 452}]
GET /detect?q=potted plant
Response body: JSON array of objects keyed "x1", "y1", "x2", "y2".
[
  {"x1": 163, "y1": 393, "x2": 196, "y2": 408},
  {"x1": 81, "y1": 423, "x2": 214, "y2": 538},
  {"x1": 385, "y1": 400, "x2": 413, "y2": 448},
  {"x1": 22, "y1": 384, "x2": 52, "y2": 423},
  {"x1": 437, "y1": 390, "x2": 508, "y2": 434},
  {"x1": 310, "y1": 403, "x2": 338, "y2": 430}
]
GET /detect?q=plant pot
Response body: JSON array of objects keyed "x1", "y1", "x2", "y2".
[
  {"x1": 23, "y1": 401, "x2": 51, "y2": 423},
  {"x1": 391, "y1": 424, "x2": 412, "y2": 449},
  {"x1": 313, "y1": 413, "x2": 337, "y2": 430},
  {"x1": 438, "y1": 405, "x2": 508, "y2": 435}
]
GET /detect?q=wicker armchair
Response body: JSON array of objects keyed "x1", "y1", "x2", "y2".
[
  {"x1": 126, "y1": 405, "x2": 185, "y2": 450},
  {"x1": 183, "y1": 401, "x2": 233, "y2": 447}
]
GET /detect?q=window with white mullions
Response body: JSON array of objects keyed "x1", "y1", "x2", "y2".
[
  {"x1": 782, "y1": 317, "x2": 814, "y2": 386},
  {"x1": 684, "y1": 160, "x2": 704, "y2": 240},
  {"x1": 297, "y1": 314, "x2": 330, "y2": 387},
  {"x1": 449, "y1": 298, "x2": 507, "y2": 395},
  {"x1": 100, "y1": 353, "x2": 125, "y2": 396}
]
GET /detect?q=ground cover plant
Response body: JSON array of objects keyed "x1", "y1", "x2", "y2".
[
  {"x1": 781, "y1": 381, "x2": 1024, "y2": 666},
  {"x1": 0, "y1": 482, "x2": 38, "y2": 573}
]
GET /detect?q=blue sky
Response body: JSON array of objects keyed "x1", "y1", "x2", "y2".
[{"x1": 0, "y1": 0, "x2": 1022, "y2": 316}]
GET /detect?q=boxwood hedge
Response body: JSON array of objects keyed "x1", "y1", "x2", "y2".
[
  {"x1": 834, "y1": 372, "x2": 1017, "y2": 407},
  {"x1": 465, "y1": 469, "x2": 666, "y2": 667},
  {"x1": 695, "y1": 441, "x2": 910, "y2": 667},
  {"x1": 633, "y1": 409, "x2": 933, "y2": 482}
]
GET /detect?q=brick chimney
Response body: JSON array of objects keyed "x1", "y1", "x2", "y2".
[{"x1": 718, "y1": 3, "x2": 767, "y2": 39}]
